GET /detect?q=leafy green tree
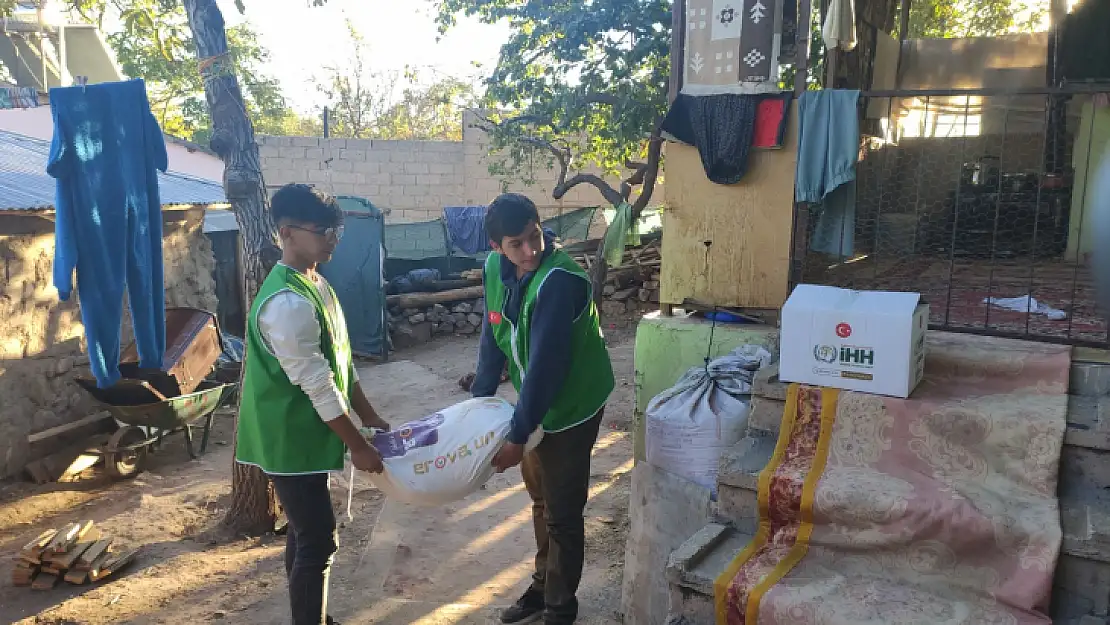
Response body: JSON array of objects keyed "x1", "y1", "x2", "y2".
[
  {"x1": 372, "y1": 71, "x2": 480, "y2": 141},
  {"x1": 68, "y1": 0, "x2": 312, "y2": 142},
  {"x1": 907, "y1": 0, "x2": 1045, "y2": 38},
  {"x1": 434, "y1": 0, "x2": 669, "y2": 177},
  {"x1": 434, "y1": 0, "x2": 665, "y2": 298}
]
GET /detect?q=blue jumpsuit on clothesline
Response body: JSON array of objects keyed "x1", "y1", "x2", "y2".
[{"x1": 48, "y1": 78, "x2": 168, "y2": 388}]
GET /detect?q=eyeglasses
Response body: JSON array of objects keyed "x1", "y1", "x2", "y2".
[{"x1": 288, "y1": 224, "x2": 344, "y2": 241}]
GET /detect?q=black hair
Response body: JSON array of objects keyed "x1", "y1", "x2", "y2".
[
  {"x1": 270, "y1": 183, "x2": 342, "y2": 228},
  {"x1": 485, "y1": 193, "x2": 540, "y2": 243}
]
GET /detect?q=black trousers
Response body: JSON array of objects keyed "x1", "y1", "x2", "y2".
[
  {"x1": 271, "y1": 473, "x2": 338, "y2": 625},
  {"x1": 520, "y1": 411, "x2": 603, "y2": 623}
]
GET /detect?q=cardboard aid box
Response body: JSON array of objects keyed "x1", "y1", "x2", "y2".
[{"x1": 779, "y1": 285, "x2": 929, "y2": 398}]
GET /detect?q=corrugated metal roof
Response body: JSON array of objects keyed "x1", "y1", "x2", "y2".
[
  {"x1": 203, "y1": 208, "x2": 239, "y2": 233},
  {"x1": 0, "y1": 130, "x2": 226, "y2": 211}
]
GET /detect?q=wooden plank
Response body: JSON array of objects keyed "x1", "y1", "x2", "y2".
[
  {"x1": 32, "y1": 571, "x2": 59, "y2": 590},
  {"x1": 90, "y1": 548, "x2": 139, "y2": 582},
  {"x1": 51, "y1": 528, "x2": 101, "y2": 570},
  {"x1": 27, "y1": 412, "x2": 113, "y2": 444},
  {"x1": 12, "y1": 565, "x2": 37, "y2": 587},
  {"x1": 19, "y1": 529, "x2": 57, "y2": 563},
  {"x1": 44, "y1": 523, "x2": 80, "y2": 556},
  {"x1": 85, "y1": 551, "x2": 113, "y2": 579},
  {"x1": 64, "y1": 569, "x2": 89, "y2": 585},
  {"x1": 25, "y1": 441, "x2": 101, "y2": 484},
  {"x1": 45, "y1": 520, "x2": 93, "y2": 559},
  {"x1": 76, "y1": 538, "x2": 114, "y2": 571},
  {"x1": 659, "y1": 108, "x2": 798, "y2": 310}
]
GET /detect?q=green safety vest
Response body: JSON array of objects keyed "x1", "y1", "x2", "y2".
[
  {"x1": 484, "y1": 249, "x2": 615, "y2": 433},
  {"x1": 235, "y1": 264, "x2": 355, "y2": 475}
]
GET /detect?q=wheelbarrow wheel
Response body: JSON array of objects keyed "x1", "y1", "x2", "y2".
[{"x1": 105, "y1": 426, "x2": 148, "y2": 480}]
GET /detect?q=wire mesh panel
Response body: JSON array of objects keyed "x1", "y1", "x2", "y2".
[{"x1": 792, "y1": 88, "x2": 1108, "y2": 347}]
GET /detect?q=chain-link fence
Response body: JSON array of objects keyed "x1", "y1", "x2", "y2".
[{"x1": 791, "y1": 87, "x2": 1108, "y2": 347}]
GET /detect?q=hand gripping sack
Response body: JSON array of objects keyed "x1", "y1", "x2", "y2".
[
  {"x1": 644, "y1": 345, "x2": 773, "y2": 495},
  {"x1": 360, "y1": 397, "x2": 543, "y2": 506}
]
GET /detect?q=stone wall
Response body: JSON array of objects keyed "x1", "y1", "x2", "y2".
[
  {"x1": 258, "y1": 111, "x2": 664, "y2": 225},
  {"x1": 0, "y1": 208, "x2": 217, "y2": 478}
]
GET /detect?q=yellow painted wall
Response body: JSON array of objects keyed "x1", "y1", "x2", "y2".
[{"x1": 659, "y1": 103, "x2": 798, "y2": 309}]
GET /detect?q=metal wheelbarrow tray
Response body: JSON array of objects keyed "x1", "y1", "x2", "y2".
[{"x1": 75, "y1": 378, "x2": 238, "y2": 479}]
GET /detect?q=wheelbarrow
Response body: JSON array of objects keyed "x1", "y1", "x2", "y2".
[{"x1": 75, "y1": 378, "x2": 238, "y2": 479}]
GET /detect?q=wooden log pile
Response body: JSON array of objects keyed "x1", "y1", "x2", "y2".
[
  {"x1": 387, "y1": 239, "x2": 663, "y2": 349},
  {"x1": 570, "y1": 239, "x2": 662, "y2": 312},
  {"x1": 11, "y1": 521, "x2": 138, "y2": 590}
]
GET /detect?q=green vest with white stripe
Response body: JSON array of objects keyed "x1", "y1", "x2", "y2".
[
  {"x1": 235, "y1": 264, "x2": 355, "y2": 474},
  {"x1": 483, "y1": 249, "x2": 614, "y2": 433}
]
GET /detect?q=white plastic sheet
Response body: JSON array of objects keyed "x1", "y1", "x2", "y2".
[
  {"x1": 984, "y1": 295, "x2": 1067, "y2": 320},
  {"x1": 645, "y1": 345, "x2": 773, "y2": 495},
  {"x1": 358, "y1": 397, "x2": 542, "y2": 506}
]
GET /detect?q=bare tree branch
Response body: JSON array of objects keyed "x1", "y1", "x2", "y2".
[{"x1": 472, "y1": 105, "x2": 663, "y2": 214}]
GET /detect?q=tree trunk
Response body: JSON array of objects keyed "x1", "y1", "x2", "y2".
[{"x1": 182, "y1": 0, "x2": 282, "y2": 535}]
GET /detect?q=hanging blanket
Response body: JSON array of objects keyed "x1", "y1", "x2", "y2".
[
  {"x1": 444, "y1": 205, "x2": 490, "y2": 254},
  {"x1": 717, "y1": 332, "x2": 1069, "y2": 625}
]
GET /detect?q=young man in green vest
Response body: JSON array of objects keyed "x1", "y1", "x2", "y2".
[
  {"x1": 472, "y1": 193, "x2": 615, "y2": 624},
  {"x1": 235, "y1": 183, "x2": 390, "y2": 625}
]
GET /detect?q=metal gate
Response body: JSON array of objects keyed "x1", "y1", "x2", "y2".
[{"x1": 790, "y1": 85, "x2": 1110, "y2": 347}]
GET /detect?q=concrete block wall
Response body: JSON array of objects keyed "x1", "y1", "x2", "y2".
[
  {"x1": 258, "y1": 110, "x2": 664, "y2": 229},
  {"x1": 258, "y1": 136, "x2": 467, "y2": 224},
  {"x1": 0, "y1": 208, "x2": 218, "y2": 478}
]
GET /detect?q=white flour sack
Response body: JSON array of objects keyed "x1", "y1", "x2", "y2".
[
  {"x1": 359, "y1": 397, "x2": 543, "y2": 506},
  {"x1": 645, "y1": 345, "x2": 773, "y2": 496}
]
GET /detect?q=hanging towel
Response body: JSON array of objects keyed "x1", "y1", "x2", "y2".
[
  {"x1": 821, "y1": 0, "x2": 858, "y2": 51},
  {"x1": 795, "y1": 89, "x2": 860, "y2": 203},
  {"x1": 663, "y1": 92, "x2": 792, "y2": 183},
  {"x1": 752, "y1": 92, "x2": 794, "y2": 148},
  {"x1": 49, "y1": 78, "x2": 169, "y2": 388},
  {"x1": 443, "y1": 205, "x2": 490, "y2": 254}
]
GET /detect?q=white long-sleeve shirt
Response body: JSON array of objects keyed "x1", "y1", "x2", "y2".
[{"x1": 256, "y1": 265, "x2": 359, "y2": 423}]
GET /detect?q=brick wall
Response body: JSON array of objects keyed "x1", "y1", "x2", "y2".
[{"x1": 257, "y1": 111, "x2": 664, "y2": 226}]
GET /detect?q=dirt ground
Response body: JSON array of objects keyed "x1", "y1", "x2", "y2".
[{"x1": 0, "y1": 329, "x2": 637, "y2": 625}]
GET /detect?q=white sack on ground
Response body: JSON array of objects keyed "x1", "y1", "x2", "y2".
[
  {"x1": 645, "y1": 344, "x2": 773, "y2": 495},
  {"x1": 358, "y1": 397, "x2": 542, "y2": 506}
]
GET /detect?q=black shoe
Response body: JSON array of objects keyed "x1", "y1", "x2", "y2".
[{"x1": 500, "y1": 589, "x2": 544, "y2": 624}]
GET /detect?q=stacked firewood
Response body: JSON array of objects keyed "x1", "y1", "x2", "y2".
[
  {"x1": 12, "y1": 521, "x2": 138, "y2": 590},
  {"x1": 569, "y1": 239, "x2": 662, "y2": 308}
]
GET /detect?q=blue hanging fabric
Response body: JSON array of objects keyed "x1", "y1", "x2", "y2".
[
  {"x1": 443, "y1": 205, "x2": 490, "y2": 254},
  {"x1": 48, "y1": 78, "x2": 168, "y2": 388}
]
